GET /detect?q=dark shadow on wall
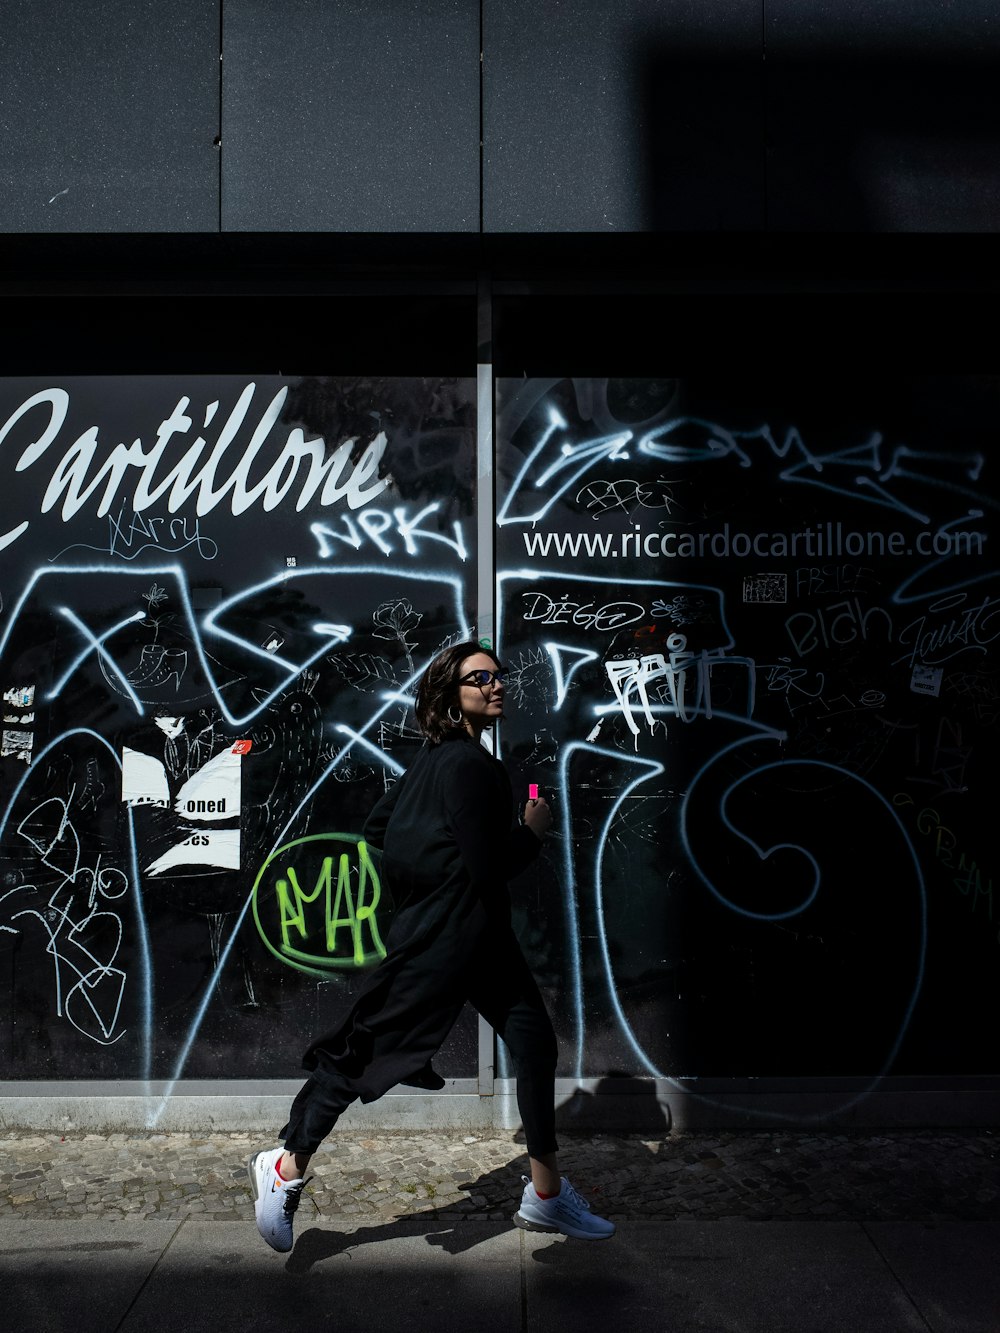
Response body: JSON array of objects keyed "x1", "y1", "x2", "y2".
[
  {"x1": 553, "y1": 1075, "x2": 672, "y2": 1136},
  {"x1": 638, "y1": 48, "x2": 766, "y2": 232},
  {"x1": 639, "y1": 47, "x2": 1000, "y2": 232}
]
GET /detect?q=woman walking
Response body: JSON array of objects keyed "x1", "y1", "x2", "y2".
[{"x1": 248, "y1": 640, "x2": 615, "y2": 1250}]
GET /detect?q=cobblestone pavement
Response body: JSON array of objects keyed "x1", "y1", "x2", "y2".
[{"x1": 1, "y1": 1129, "x2": 997, "y2": 1225}]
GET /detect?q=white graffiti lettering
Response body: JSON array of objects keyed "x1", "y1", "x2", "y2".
[
  {"x1": 310, "y1": 501, "x2": 467, "y2": 561},
  {"x1": 603, "y1": 645, "x2": 757, "y2": 740},
  {"x1": 785, "y1": 598, "x2": 894, "y2": 659},
  {"x1": 0, "y1": 383, "x2": 391, "y2": 549},
  {"x1": 575, "y1": 476, "x2": 683, "y2": 518},
  {"x1": 5, "y1": 788, "x2": 129, "y2": 1045},
  {"x1": 521, "y1": 591, "x2": 645, "y2": 631},
  {"x1": 895, "y1": 592, "x2": 1000, "y2": 669}
]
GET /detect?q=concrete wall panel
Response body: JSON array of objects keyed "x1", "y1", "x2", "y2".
[
  {"x1": 222, "y1": 0, "x2": 479, "y2": 232},
  {"x1": 0, "y1": 1, "x2": 220, "y2": 233},
  {"x1": 483, "y1": 0, "x2": 762, "y2": 232}
]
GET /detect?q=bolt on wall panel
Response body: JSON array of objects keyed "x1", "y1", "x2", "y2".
[
  {"x1": 0, "y1": 1, "x2": 220, "y2": 233},
  {"x1": 765, "y1": 0, "x2": 1000, "y2": 232},
  {"x1": 483, "y1": 0, "x2": 763, "y2": 233},
  {"x1": 222, "y1": 0, "x2": 480, "y2": 232}
]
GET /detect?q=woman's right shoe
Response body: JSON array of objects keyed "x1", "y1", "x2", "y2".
[
  {"x1": 247, "y1": 1146, "x2": 309, "y2": 1252},
  {"x1": 513, "y1": 1175, "x2": 616, "y2": 1240}
]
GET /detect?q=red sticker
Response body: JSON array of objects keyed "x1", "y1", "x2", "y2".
[{"x1": 231, "y1": 739, "x2": 252, "y2": 755}]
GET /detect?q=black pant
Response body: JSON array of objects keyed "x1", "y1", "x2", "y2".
[{"x1": 281, "y1": 943, "x2": 559, "y2": 1160}]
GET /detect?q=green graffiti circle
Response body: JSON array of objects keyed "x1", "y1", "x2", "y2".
[{"x1": 251, "y1": 832, "x2": 387, "y2": 978}]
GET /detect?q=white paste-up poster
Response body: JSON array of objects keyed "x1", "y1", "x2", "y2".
[
  {"x1": 122, "y1": 735, "x2": 242, "y2": 875},
  {"x1": 3, "y1": 685, "x2": 34, "y2": 708},
  {"x1": 173, "y1": 746, "x2": 241, "y2": 821},
  {"x1": 2, "y1": 684, "x2": 36, "y2": 763},
  {"x1": 146, "y1": 827, "x2": 241, "y2": 876},
  {"x1": 1, "y1": 728, "x2": 33, "y2": 763},
  {"x1": 121, "y1": 747, "x2": 171, "y2": 807}
]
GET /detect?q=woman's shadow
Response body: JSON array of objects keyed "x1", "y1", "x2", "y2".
[{"x1": 285, "y1": 1076, "x2": 670, "y2": 1272}]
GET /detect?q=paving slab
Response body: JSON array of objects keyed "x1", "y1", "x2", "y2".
[
  {"x1": 6, "y1": 1213, "x2": 1000, "y2": 1332},
  {"x1": 523, "y1": 1221, "x2": 927, "y2": 1333},
  {"x1": 865, "y1": 1222, "x2": 1000, "y2": 1333},
  {"x1": 123, "y1": 1219, "x2": 521, "y2": 1333},
  {"x1": 2, "y1": 1219, "x2": 178, "y2": 1333}
]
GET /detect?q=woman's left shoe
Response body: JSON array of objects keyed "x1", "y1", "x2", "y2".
[{"x1": 513, "y1": 1175, "x2": 616, "y2": 1240}]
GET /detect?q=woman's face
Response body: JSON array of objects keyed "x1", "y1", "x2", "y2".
[{"x1": 455, "y1": 651, "x2": 506, "y2": 734}]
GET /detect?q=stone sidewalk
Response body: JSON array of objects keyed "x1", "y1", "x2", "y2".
[{"x1": 3, "y1": 1128, "x2": 998, "y2": 1225}]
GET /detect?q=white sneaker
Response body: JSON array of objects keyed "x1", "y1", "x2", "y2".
[
  {"x1": 513, "y1": 1175, "x2": 616, "y2": 1240},
  {"x1": 248, "y1": 1147, "x2": 309, "y2": 1253}
]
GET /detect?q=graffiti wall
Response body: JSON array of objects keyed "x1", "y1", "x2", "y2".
[
  {"x1": 495, "y1": 375, "x2": 999, "y2": 1098},
  {"x1": 2, "y1": 368, "x2": 997, "y2": 1115},
  {"x1": 0, "y1": 374, "x2": 480, "y2": 1092}
]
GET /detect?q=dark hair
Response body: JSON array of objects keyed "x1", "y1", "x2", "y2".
[{"x1": 415, "y1": 639, "x2": 501, "y2": 743}]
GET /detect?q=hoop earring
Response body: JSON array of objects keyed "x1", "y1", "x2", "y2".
[{"x1": 447, "y1": 706, "x2": 464, "y2": 726}]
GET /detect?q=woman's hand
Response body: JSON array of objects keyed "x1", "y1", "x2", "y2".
[{"x1": 523, "y1": 795, "x2": 552, "y2": 841}]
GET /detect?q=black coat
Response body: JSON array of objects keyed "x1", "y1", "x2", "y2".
[{"x1": 298, "y1": 734, "x2": 542, "y2": 1101}]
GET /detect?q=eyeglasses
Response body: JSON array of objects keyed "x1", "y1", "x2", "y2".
[{"x1": 458, "y1": 668, "x2": 508, "y2": 689}]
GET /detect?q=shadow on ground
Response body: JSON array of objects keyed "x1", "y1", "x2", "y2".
[{"x1": 288, "y1": 1078, "x2": 667, "y2": 1271}]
